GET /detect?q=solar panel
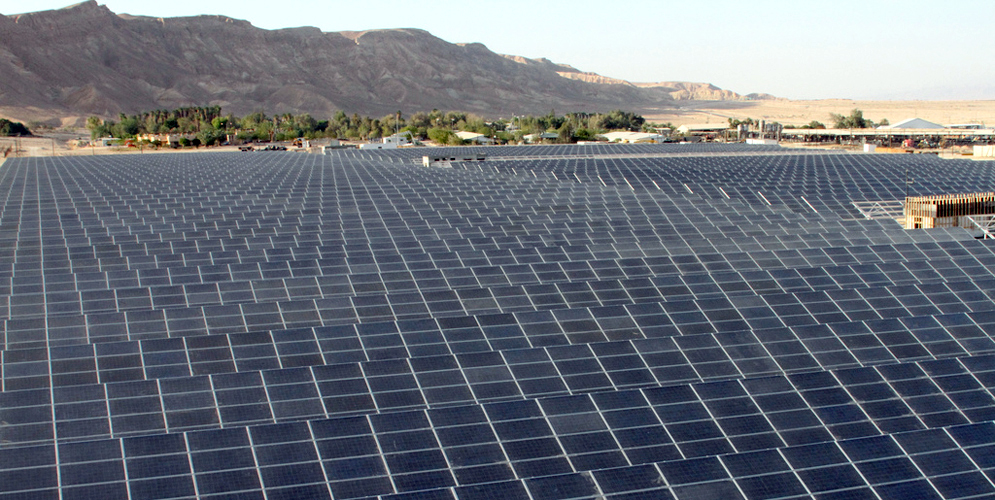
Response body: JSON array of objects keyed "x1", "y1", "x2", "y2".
[{"x1": 2, "y1": 146, "x2": 995, "y2": 499}]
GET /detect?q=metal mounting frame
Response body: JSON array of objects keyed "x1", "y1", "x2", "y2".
[
  {"x1": 852, "y1": 200, "x2": 904, "y2": 220},
  {"x1": 966, "y1": 215, "x2": 995, "y2": 239}
]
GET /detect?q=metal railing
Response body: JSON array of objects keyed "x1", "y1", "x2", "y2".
[
  {"x1": 852, "y1": 200, "x2": 904, "y2": 220},
  {"x1": 966, "y1": 215, "x2": 995, "y2": 239}
]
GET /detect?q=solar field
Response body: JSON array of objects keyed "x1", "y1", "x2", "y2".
[{"x1": 2, "y1": 144, "x2": 995, "y2": 500}]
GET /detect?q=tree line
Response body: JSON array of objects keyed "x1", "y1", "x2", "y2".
[
  {"x1": 0, "y1": 118, "x2": 32, "y2": 137},
  {"x1": 85, "y1": 107, "x2": 654, "y2": 146},
  {"x1": 829, "y1": 109, "x2": 888, "y2": 129},
  {"x1": 730, "y1": 109, "x2": 890, "y2": 131}
]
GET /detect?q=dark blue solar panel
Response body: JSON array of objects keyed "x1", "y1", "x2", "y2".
[{"x1": 1, "y1": 147, "x2": 995, "y2": 498}]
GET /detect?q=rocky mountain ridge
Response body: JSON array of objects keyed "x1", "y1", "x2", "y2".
[{"x1": 0, "y1": 1, "x2": 775, "y2": 125}]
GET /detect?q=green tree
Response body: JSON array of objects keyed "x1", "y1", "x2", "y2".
[
  {"x1": 428, "y1": 127, "x2": 462, "y2": 145},
  {"x1": 85, "y1": 116, "x2": 107, "y2": 139},
  {"x1": 211, "y1": 116, "x2": 230, "y2": 130},
  {"x1": 293, "y1": 114, "x2": 318, "y2": 135},
  {"x1": 574, "y1": 128, "x2": 595, "y2": 141},
  {"x1": 591, "y1": 110, "x2": 644, "y2": 131},
  {"x1": 409, "y1": 111, "x2": 430, "y2": 129},
  {"x1": 400, "y1": 125, "x2": 422, "y2": 140},
  {"x1": 0, "y1": 119, "x2": 30, "y2": 137},
  {"x1": 197, "y1": 128, "x2": 224, "y2": 147},
  {"x1": 728, "y1": 117, "x2": 755, "y2": 129},
  {"x1": 111, "y1": 117, "x2": 141, "y2": 138},
  {"x1": 241, "y1": 111, "x2": 267, "y2": 129},
  {"x1": 830, "y1": 109, "x2": 871, "y2": 129},
  {"x1": 555, "y1": 122, "x2": 574, "y2": 143}
]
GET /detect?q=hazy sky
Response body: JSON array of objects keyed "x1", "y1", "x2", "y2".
[{"x1": 4, "y1": 0, "x2": 994, "y2": 100}]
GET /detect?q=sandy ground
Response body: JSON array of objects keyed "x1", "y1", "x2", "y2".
[
  {"x1": 645, "y1": 99, "x2": 995, "y2": 127},
  {"x1": 0, "y1": 131, "x2": 258, "y2": 157},
  {"x1": 0, "y1": 130, "x2": 374, "y2": 158}
]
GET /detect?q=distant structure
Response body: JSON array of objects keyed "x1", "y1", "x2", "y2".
[
  {"x1": 904, "y1": 192, "x2": 995, "y2": 229},
  {"x1": 359, "y1": 142, "x2": 393, "y2": 150},
  {"x1": 879, "y1": 118, "x2": 944, "y2": 129},
  {"x1": 676, "y1": 123, "x2": 729, "y2": 140},
  {"x1": 676, "y1": 123, "x2": 728, "y2": 134},
  {"x1": 307, "y1": 138, "x2": 341, "y2": 154},
  {"x1": 383, "y1": 133, "x2": 412, "y2": 147},
  {"x1": 975, "y1": 145, "x2": 995, "y2": 158},
  {"x1": 134, "y1": 133, "x2": 203, "y2": 146},
  {"x1": 780, "y1": 119, "x2": 995, "y2": 144},
  {"x1": 422, "y1": 154, "x2": 485, "y2": 167},
  {"x1": 455, "y1": 131, "x2": 494, "y2": 145},
  {"x1": 523, "y1": 132, "x2": 559, "y2": 143},
  {"x1": 600, "y1": 131, "x2": 667, "y2": 143},
  {"x1": 746, "y1": 138, "x2": 779, "y2": 145},
  {"x1": 360, "y1": 133, "x2": 411, "y2": 150}
]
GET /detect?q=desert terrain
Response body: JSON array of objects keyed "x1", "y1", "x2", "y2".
[
  {"x1": 4, "y1": 98, "x2": 995, "y2": 159},
  {"x1": 644, "y1": 99, "x2": 995, "y2": 127}
]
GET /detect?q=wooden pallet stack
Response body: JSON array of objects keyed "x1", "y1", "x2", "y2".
[{"x1": 904, "y1": 192, "x2": 995, "y2": 228}]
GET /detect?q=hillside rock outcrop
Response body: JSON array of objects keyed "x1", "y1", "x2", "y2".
[{"x1": 0, "y1": 1, "x2": 768, "y2": 124}]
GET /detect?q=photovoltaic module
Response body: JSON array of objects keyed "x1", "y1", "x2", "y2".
[{"x1": 1, "y1": 144, "x2": 995, "y2": 499}]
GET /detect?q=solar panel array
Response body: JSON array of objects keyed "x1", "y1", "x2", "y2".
[
  {"x1": 2, "y1": 147, "x2": 995, "y2": 500},
  {"x1": 333, "y1": 143, "x2": 788, "y2": 163}
]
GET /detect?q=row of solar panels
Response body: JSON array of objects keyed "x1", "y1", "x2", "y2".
[
  {"x1": 327, "y1": 142, "x2": 789, "y2": 161},
  {"x1": 5, "y1": 239, "x2": 995, "y2": 353},
  {"x1": 2, "y1": 365, "x2": 994, "y2": 499},
  {"x1": 2, "y1": 149, "x2": 995, "y2": 499},
  {"x1": 3, "y1": 309, "x2": 995, "y2": 444},
  {"x1": 1, "y1": 230, "x2": 985, "y2": 320}
]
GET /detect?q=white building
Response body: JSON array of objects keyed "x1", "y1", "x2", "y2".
[
  {"x1": 383, "y1": 133, "x2": 412, "y2": 147},
  {"x1": 746, "y1": 138, "x2": 779, "y2": 145},
  {"x1": 456, "y1": 131, "x2": 494, "y2": 144},
  {"x1": 600, "y1": 131, "x2": 665, "y2": 143},
  {"x1": 676, "y1": 124, "x2": 729, "y2": 135},
  {"x1": 879, "y1": 118, "x2": 944, "y2": 129},
  {"x1": 135, "y1": 133, "x2": 192, "y2": 146},
  {"x1": 359, "y1": 133, "x2": 413, "y2": 150},
  {"x1": 975, "y1": 146, "x2": 995, "y2": 158},
  {"x1": 523, "y1": 132, "x2": 558, "y2": 143}
]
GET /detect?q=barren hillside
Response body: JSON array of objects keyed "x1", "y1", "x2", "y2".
[{"x1": 0, "y1": 1, "x2": 759, "y2": 125}]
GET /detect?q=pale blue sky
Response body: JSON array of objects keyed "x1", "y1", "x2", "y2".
[{"x1": 4, "y1": 0, "x2": 994, "y2": 100}]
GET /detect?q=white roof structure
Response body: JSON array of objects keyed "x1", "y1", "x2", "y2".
[
  {"x1": 456, "y1": 131, "x2": 493, "y2": 143},
  {"x1": 523, "y1": 132, "x2": 559, "y2": 142},
  {"x1": 676, "y1": 123, "x2": 729, "y2": 133},
  {"x1": 880, "y1": 118, "x2": 944, "y2": 129},
  {"x1": 382, "y1": 133, "x2": 411, "y2": 145},
  {"x1": 600, "y1": 131, "x2": 665, "y2": 143}
]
